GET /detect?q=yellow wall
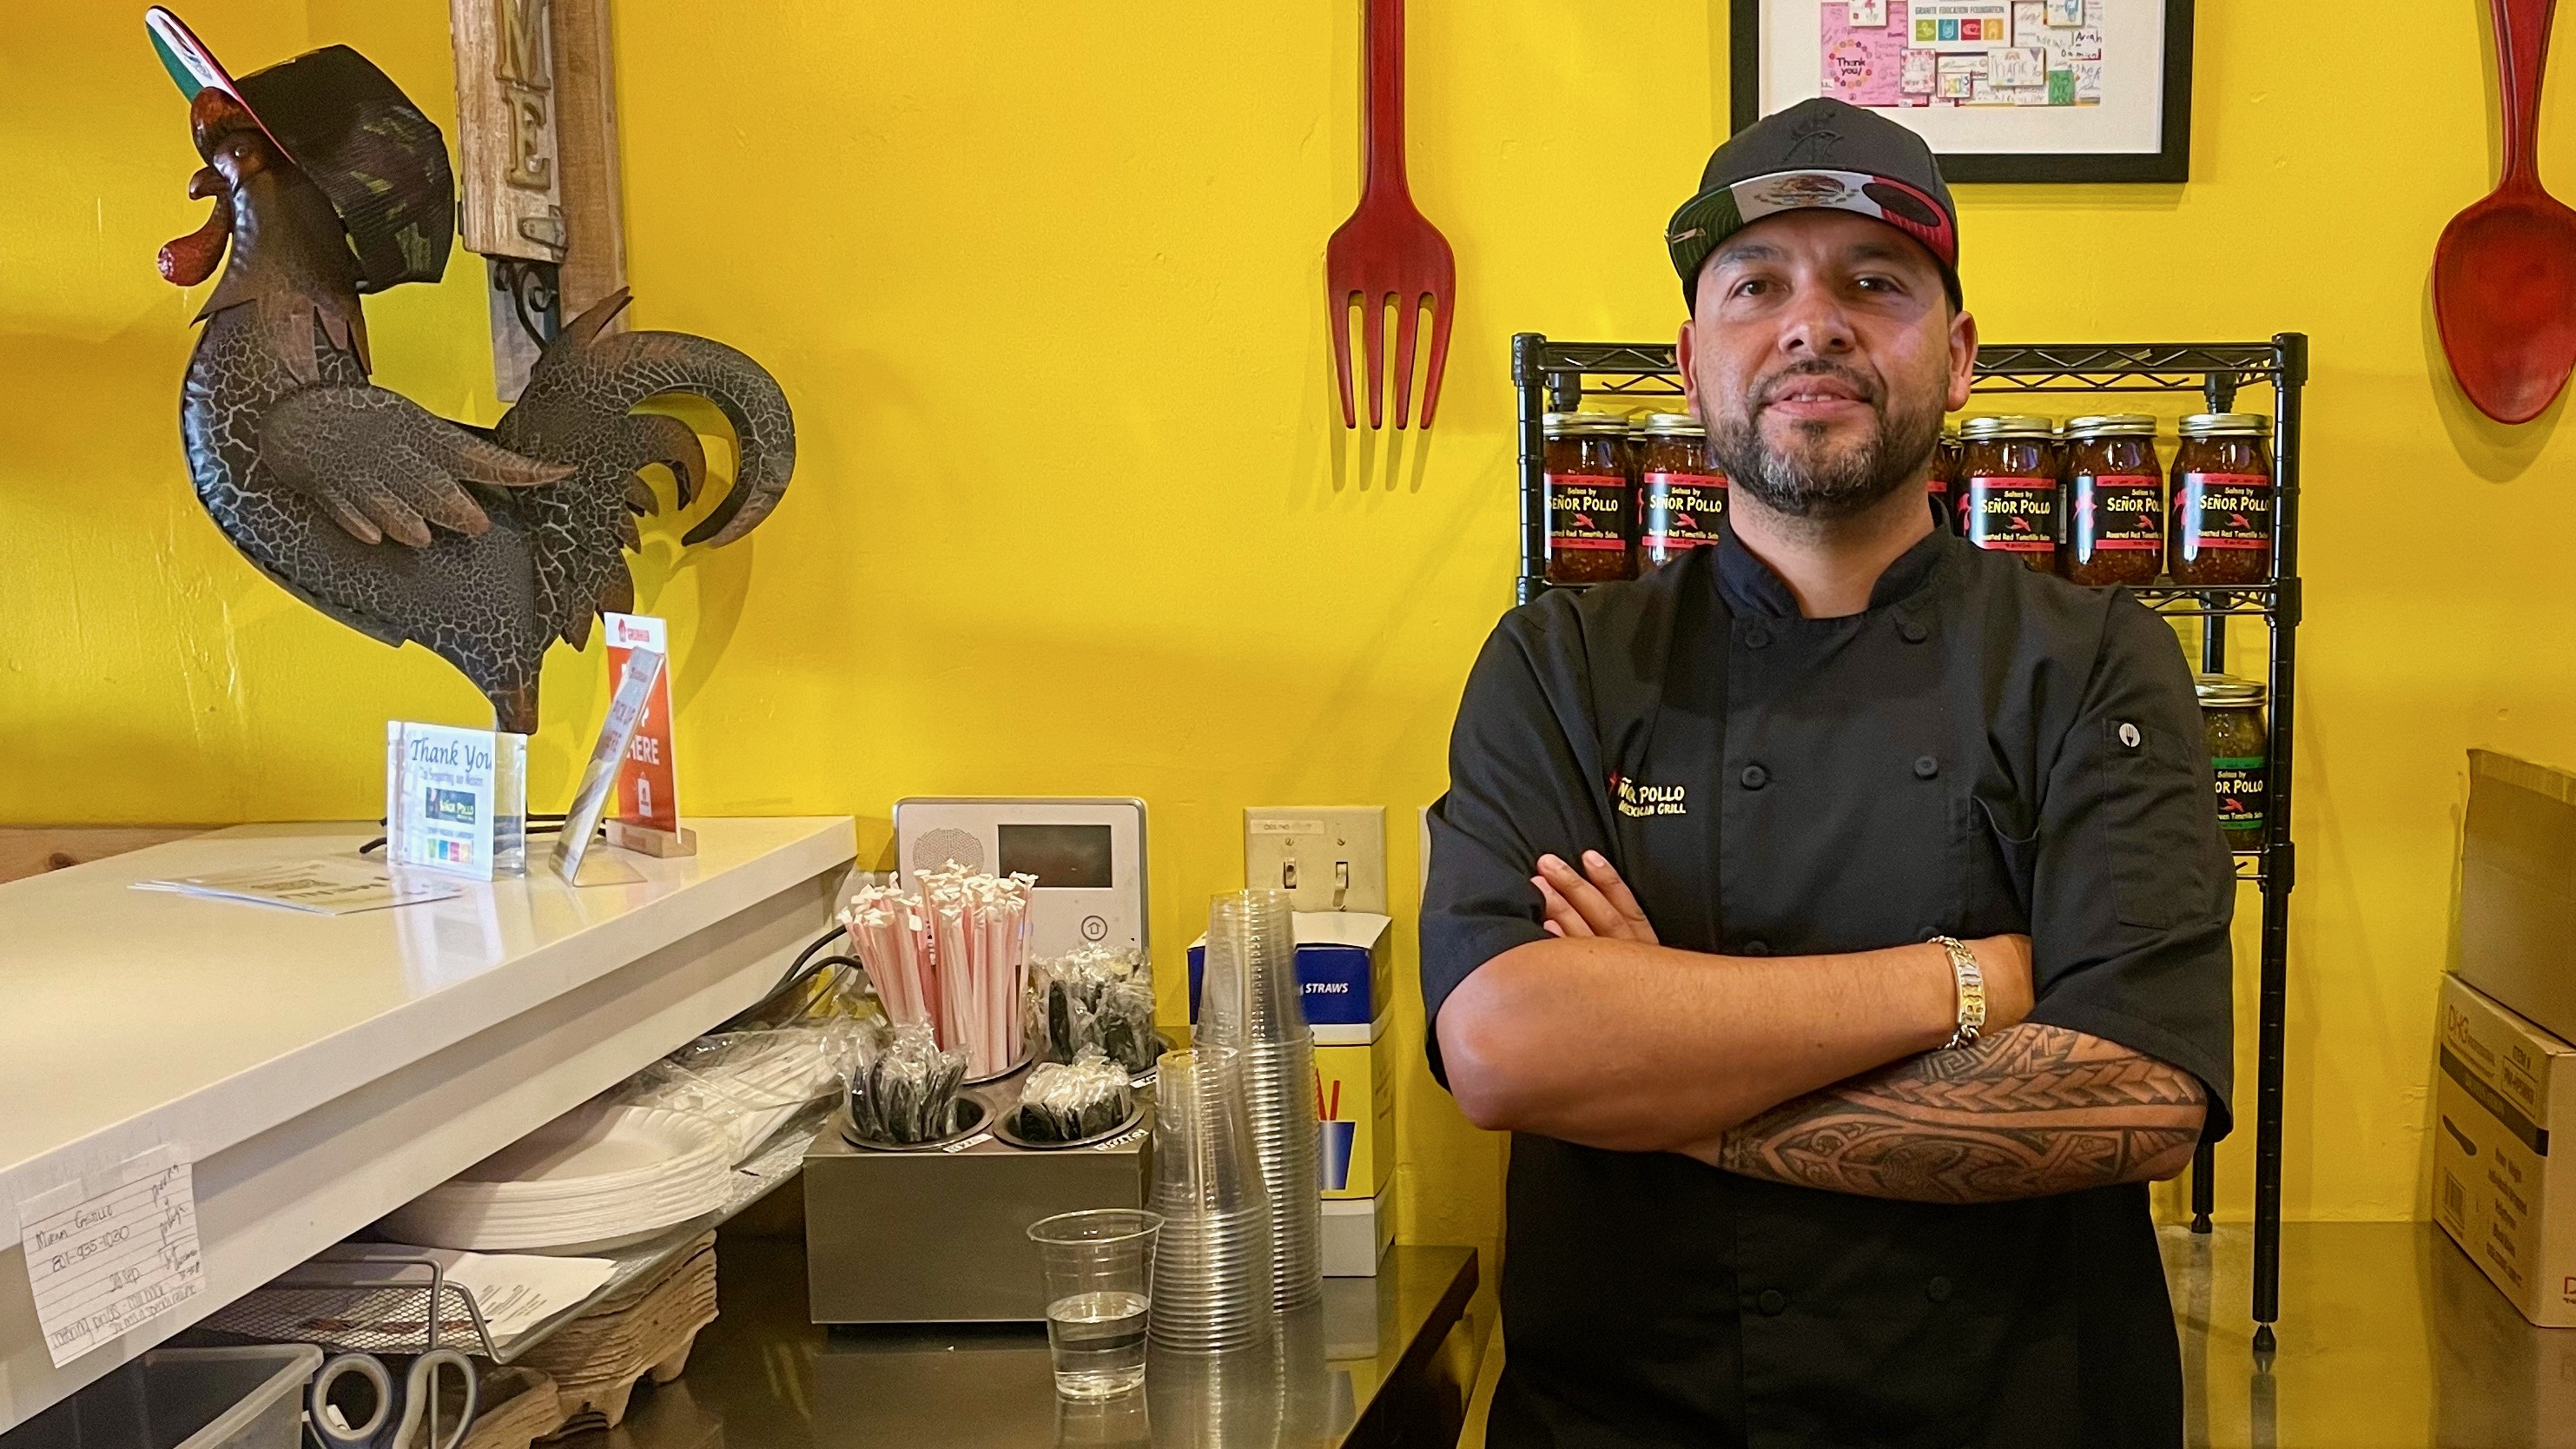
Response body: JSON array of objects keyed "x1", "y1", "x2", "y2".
[{"x1": 3, "y1": 1, "x2": 2562, "y2": 1248}]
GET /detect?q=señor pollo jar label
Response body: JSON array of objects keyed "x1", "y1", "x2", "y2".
[
  {"x1": 2214, "y1": 757, "x2": 2265, "y2": 830},
  {"x1": 2071, "y1": 474, "x2": 2163, "y2": 559},
  {"x1": 2177, "y1": 473, "x2": 2270, "y2": 557},
  {"x1": 1964, "y1": 475, "x2": 2057, "y2": 553},
  {"x1": 1546, "y1": 473, "x2": 1630, "y2": 549},
  {"x1": 1642, "y1": 473, "x2": 1727, "y2": 552}
]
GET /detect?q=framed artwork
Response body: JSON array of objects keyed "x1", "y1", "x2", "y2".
[{"x1": 1730, "y1": 0, "x2": 2195, "y2": 182}]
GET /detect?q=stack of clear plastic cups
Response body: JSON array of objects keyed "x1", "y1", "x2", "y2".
[
  {"x1": 1198, "y1": 890, "x2": 1324, "y2": 1313},
  {"x1": 1146, "y1": 1047, "x2": 1274, "y2": 1352}
]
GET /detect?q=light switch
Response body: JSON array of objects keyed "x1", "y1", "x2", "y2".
[{"x1": 1245, "y1": 807, "x2": 1386, "y2": 915}]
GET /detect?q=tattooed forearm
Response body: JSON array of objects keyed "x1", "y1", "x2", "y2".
[{"x1": 1703, "y1": 1023, "x2": 2206, "y2": 1204}]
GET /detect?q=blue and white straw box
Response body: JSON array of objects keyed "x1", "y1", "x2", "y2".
[{"x1": 1185, "y1": 911, "x2": 1393, "y2": 1045}]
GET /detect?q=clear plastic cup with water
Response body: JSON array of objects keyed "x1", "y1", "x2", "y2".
[{"x1": 1028, "y1": 1208, "x2": 1164, "y2": 1399}]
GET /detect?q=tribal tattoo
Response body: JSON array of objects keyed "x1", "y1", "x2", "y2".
[{"x1": 1706, "y1": 1023, "x2": 2205, "y2": 1204}]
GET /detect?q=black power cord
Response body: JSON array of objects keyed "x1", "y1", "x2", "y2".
[
  {"x1": 715, "y1": 925, "x2": 869, "y2": 1034},
  {"x1": 778, "y1": 924, "x2": 849, "y2": 996}
]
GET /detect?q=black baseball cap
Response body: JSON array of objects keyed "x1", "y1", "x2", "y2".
[{"x1": 1666, "y1": 98, "x2": 1960, "y2": 311}]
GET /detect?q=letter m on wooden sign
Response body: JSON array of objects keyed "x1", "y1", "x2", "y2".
[
  {"x1": 496, "y1": 0, "x2": 554, "y2": 192},
  {"x1": 447, "y1": 0, "x2": 629, "y2": 400},
  {"x1": 452, "y1": 0, "x2": 566, "y2": 259}
]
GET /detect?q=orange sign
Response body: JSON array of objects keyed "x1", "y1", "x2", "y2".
[{"x1": 602, "y1": 613, "x2": 678, "y2": 831}]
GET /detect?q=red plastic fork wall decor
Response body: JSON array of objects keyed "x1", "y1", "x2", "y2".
[{"x1": 1324, "y1": 0, "x2": 1457, "y2": 429}]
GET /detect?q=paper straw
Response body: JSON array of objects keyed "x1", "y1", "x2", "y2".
[
  {"x1": 936, "y1": 903, "x2": 973, "y2": 1068},
  {"x1": 843, "y1": 865, "x2": 1042, "y2": 1079}
]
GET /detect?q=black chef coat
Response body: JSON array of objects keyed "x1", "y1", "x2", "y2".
[{"x1": 1421, "y1": 528, "x2": 2235, "y2": 1449}]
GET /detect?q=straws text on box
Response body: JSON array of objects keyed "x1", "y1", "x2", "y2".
[{"x1": 20, "y1": 1148, "x2": 205, "y2": 1366}]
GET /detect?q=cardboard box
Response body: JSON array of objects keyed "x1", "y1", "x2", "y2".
[
  {"x1": 1313, "y1": 1013, "x2": 1397, "y2": 1201},
  {"x1": 2460, "y1": 750, "x2": 2576, "y2": 1047},
  {"x1": 1322, "y1": 1180, "x2": 1397, "y2": 1279},
  {"x1": 2432, "y1": 973, "x2": 2576, "y2": 1327},
  {"x1": 1186, "y1": 911, "x2": 1392, "y2": 1046}
]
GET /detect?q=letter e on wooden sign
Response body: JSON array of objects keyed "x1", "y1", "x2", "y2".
[{"x1": 451, "y1": 0, "x2": 567, "y2": 261}]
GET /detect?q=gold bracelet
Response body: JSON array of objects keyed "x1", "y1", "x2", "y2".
[{"x1": 1930, "y1": 935, "x2": 1985, "y2": 1050}]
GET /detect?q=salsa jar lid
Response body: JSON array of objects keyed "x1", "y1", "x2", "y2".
[
  {"x1": 1641, "y1": 412, "x2": 1705, "y2": 436},
  {"x1": 2179, "y1": 412, "x2": 2273, "y2": 438},
  {"x1": 2064, "y1": 413, "x2": 2158, "y2": 438},
  {"x1": 1956, "y1": 414, "x2": 2055, "y2": 440},
  {"x1": 2194, "y1": 672, "x2": 2268, "y2": 708},
  {"x1": 1543, "y1": 411, "x2": 1631, "y2": 437}
]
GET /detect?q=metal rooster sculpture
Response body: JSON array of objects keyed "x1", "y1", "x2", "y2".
[{"x1": 148, "y1": 14, "x2": 793, "y2": 733}]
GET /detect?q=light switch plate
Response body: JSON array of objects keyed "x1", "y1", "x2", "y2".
[{"x1": 1245, "y1": 807, "x2": 1387, "y2": 915}]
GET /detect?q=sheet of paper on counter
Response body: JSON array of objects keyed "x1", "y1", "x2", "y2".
[
  {"x1": 19, "y1": 1147, "x2": 205, "y2": 1367},
  {"x1": 298, "y1": 1245, "x2": 618, "y2": 1345},
  {"x1": 133, "y1": 857, "x2": 460, "y2": 915}
]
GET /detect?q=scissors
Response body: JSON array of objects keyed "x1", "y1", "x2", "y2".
[{"x1": 310, "y1": 1350, "x2": 478, "y2": 1449}]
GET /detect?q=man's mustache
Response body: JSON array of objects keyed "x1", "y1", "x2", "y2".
[{"x1": 1748, "y1": 361, "x2": 1884, "y2": 409}]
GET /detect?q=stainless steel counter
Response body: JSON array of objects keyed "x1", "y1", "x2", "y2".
[{"x1": 563, "y1": 1220, "x2": 1479, "y2": 1449}]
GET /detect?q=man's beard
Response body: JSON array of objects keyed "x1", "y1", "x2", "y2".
[{"x1": 1706, "y1": 361, "x2": 1944, "y2": 522}]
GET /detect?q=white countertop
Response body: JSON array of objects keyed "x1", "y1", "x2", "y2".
[{"x1": 0, "y1": 817, "x2": 855, "y2": 1225}]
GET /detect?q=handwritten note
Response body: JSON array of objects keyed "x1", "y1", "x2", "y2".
[{"x1": 20, "y1": 1148, "x2": 206, "y2": 1366}]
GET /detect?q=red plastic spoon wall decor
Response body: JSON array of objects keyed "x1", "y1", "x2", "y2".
[
  {"x1": 2434, "y1": 0, "x2": 2576, "y2": 423},
  {"x1": 1324, "y1": 0, "x2": 1456, "y2": 429}
]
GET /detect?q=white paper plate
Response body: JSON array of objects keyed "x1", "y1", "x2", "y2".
[
  {"x1": 379, "y1": 1103, "x2": 731, "y2": 1250},
  {"x1": 454, "y1": 1106, "x2": 723, "y2": 1188},
  {"x1": 380, "y1": 1189, "x2": 723, "y2": 1252}
]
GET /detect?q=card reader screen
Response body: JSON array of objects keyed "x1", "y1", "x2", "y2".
[{"x1": 997, "y1": 824, "x2": 1113, "y2": 890}]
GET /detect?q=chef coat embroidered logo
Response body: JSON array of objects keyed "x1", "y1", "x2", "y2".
[{"x1": 1612, "y1": 774, "x2": 1688, "y2": 818}]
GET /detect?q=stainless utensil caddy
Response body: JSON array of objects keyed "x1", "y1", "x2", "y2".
[{"x1": 803, "y1": 1074, "x2": 1154, "y2": 1324}]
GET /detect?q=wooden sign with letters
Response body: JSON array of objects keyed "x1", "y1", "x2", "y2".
[
  {"x1": 449, "y1": 0, "x2": 566, "y2": 262},
  {"x1": 447, "y1": 0, "x2": 627, "y2": 396}
]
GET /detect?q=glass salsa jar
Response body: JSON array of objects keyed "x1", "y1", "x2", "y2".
[
  {"x1": 2060, "y1": 414, "x2": 2165, "y2": 586},
  {"x1": 2196, "y1": 673, "x2": 2269, "y2": 846},
  {"x1": 1956, "y1": 414, "x2": 2059, "y2": 572},
  {"x1": 1542, "y1": 412, "x2": 1635, "y2": 584},
  {"x1": 1929, "y1": 426, "x2": 1961, "y2": 531},
  {"x1": 2170, "y1": 413, "x2": 2274, "y2": 586},
  {"x1": 1636, "y1": 413, "x2": 1727, "y2": 567}
]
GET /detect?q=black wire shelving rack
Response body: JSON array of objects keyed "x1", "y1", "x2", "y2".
[{"x1": 1509, "y1": 333, "x2": 2308, "y2": 1354}]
